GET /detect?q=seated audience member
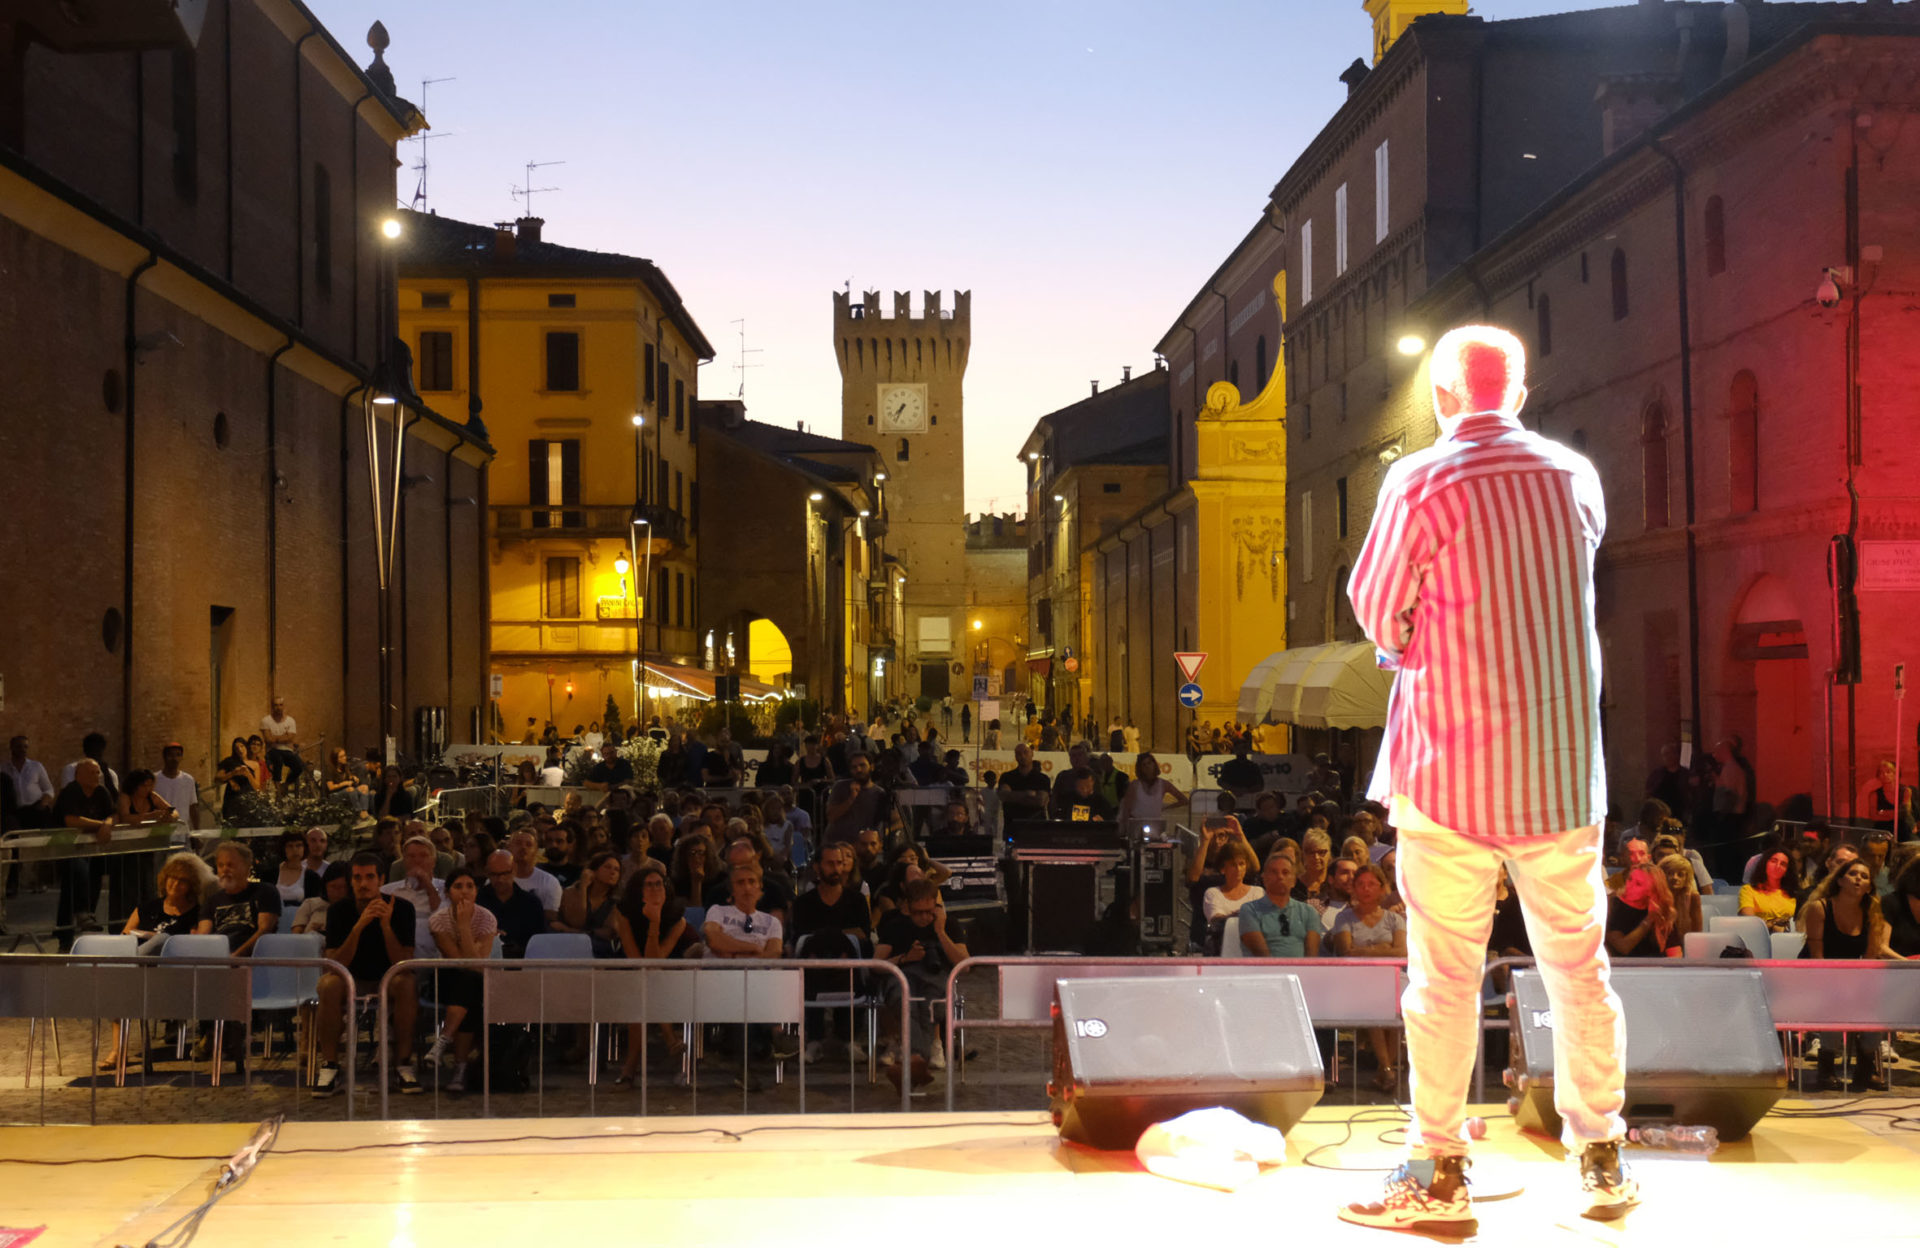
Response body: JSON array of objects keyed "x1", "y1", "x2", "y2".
[
  {"x1": 271, "y1": 829, "x2": 324, "y2": 907},
  {"x1": 792, "y1": 841, "x2": 872, "y2": 955},
  {"x1": 874, "y1": 876, "x2": 967, "y2": 1089},
  {"x1": 1740, "y1": 848, "x2": 1799, "y2": 933},
  {"x1": 584, "y1": 740, "x2": 633, "y2": 792},
  {"x1": 1236, "y1": 851, "x2": 1323, "y2": 959},
  {"x1": 381, "y1": 835, "x2": 446, "y2": 952},
  {"x1": 323, "y1": 747, "x2": 370, "y2": 811},
  {"x1": 1242, "y1": 793, "x2": 1287, "y2": 855},
  {"x1": 506, "y1": 830, "x2": 563, "y2": 922},
  {"x1": 850, "y1": 826, "x2": 887, "y2": 891},
  {"x1": 611, "y1": 861, "x2": 696, "y2": 1082},
  {"x1": 1606, "y1": 858, "x2": 1677, "y2": 957},
  {"x1": 1293, "y1": 828, "x2": 1337, "y2": 906},
  {"x1": 1185, "y1": 814, "x2": 1252, "y2": 950},
  {"x1": 1329, "y1": 863, "x2": 1408, "y2": 1092},
  {"x1": 374, "y1": 765, "x2": 416, "y2": 821},
  {"x1": 539, "y1": 821, "x2": 583, "y2": 888},
  {"x1": 1200, "y1": 840, "x2": 1265, "y2": 954},
  {"x1": 1657, "y1": 853, "x2": 1704, "y2": 949},
  {"x1": 462, "y1": 830, "x2": 498, "y2": 875},
  {"x1": 302, "y1": 826, "x2": 333, "y2": 875},
  {"x1": 97, "y1": 851, "x2": 213, "y2": 1069},
  {"x1": 1312, "y1": 855, "x2": 1357, "y2": 928},
  {"x1": 704, "y1": 862, "x2": 784, "y2": 956},
  {"x1": 1883, "y1": 858, "x2": 1920, "y2": 956},
  {"x1": 1050, "y1": 767, "x2": 1116, "y2": 821},
  {"x1": 292, "y1": 862, "x2": 352, "y2": 935},
  {"x1": 421, "y1": 866, "x2": 497, "y2": 1092},
  {"x1": 555, "y1": 850, "x2": 625, "y2": 957},
  {"x1": 478, "y1": 850, "x2": 547, "y2": 957},
  {"x1": 704, "y1": 837, "x2": 794, "y2": 919},
  {"x1": 313, "y1": 853, "x2": 419, "y2": 1097},
  {"x1": 203, "y1": 841, "x2": 280, "y2": 958},
  {"x1": 670, "y1": 832, "x2": 715, "y2": 906},
  {"x1": 1801, "y1": 858, "x2": 1895, "y2": 1088},
  {"x1": 369, "y1": 817, "x2": 402, "y2": 879}
]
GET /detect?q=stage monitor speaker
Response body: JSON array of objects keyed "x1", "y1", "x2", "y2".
[
  {"x1": 1506, "y1": 966, "x2": 1785, "y2": 1140},
  {"x1": 1049, "y1": 973, "x2": 1324, "y2": 1149}
]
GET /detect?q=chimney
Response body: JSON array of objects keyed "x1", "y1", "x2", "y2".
[
  {"x1": 516, "y1": 216, "x2": 544, "y2": 244},
  {"x1": 1122, "y1": 365, "x2": 1133, "y2": 382},
  {"x1": 1090, "y1": 380, "x2": 1100, "y2": 397},
  {"x1": 493, "y1": 222, "x2": 517, "y2": 260}
]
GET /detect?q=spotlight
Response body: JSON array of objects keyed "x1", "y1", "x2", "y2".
[{"x1": 1396, "y1": 334, "x2": 1427, "y2": 356}]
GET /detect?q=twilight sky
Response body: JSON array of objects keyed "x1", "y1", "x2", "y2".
[{"x1": 315, "y1": 0, "x2": 1644, "y2": 513}]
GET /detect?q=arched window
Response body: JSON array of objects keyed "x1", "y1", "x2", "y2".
[
  {"x1": 1537, "y1": 293, "x2": 1553, "y2": 358},
  {"x1": 1704, "y1": 196, "x2": 1727, "y2": 277},
  {"x1": 1611, "y1": 249, "x2": 1629, "y2": 321},
  {"x1": 1728, "y1": 370, "x2": 1758, "y2": 513},
  {"x1": 1642, "y1": 402, "x2": 1670, "y2": 529},
  {"x1": 1255, "y1": 335, "x2": 1269, "y2": 392},
  {"x1": 897, "y1": 437, "x2": 910, "y2": 462}
]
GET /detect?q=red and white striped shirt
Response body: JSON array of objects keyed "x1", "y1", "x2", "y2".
[{"x1": 1347, "y1": 412, "x2": 1607, "y2": 837}]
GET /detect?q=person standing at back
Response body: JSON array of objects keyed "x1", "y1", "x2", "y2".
[{"x1": 1338, "y1": 326, "x2": 1634, "y2": 1234}]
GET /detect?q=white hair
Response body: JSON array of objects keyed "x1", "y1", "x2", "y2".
[{"x1": 1430, "y1": 324, "x2": 1527, "y2": 415}]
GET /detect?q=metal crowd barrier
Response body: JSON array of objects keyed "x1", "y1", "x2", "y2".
[
  {"x1": 0, "y1": 953, "x2": 359, "y2": 1122},
  {"x1": 939, "y1": 955, "x2": 1409, "y2": 1111},
  {"x1": 373, "y1": 955, "x2": 914, "y2": 1119},
  {"x1": 1471, "y1": 954, "x2": 1920, "y2": 1103}
]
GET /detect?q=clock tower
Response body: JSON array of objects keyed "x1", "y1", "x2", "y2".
[{"x1": 834, "y1": 288, "x2": 970, "y2": 703}]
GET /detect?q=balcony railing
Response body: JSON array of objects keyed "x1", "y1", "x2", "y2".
[{"x1": 492, "y1": 504, "x2": 688, "y2": 547}]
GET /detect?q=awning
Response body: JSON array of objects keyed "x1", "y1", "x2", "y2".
[
  {"x1": 1237, "y1": 641, "x2": 1394, "y2": 730},
  {"x1": 639, "y1": 661, "x2": 783, "y2": 702}
]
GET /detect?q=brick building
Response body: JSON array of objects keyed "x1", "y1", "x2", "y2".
[
  {"x1": 964, "y1": 512, "x2": 1028, "y2": 709},
  {"x1": 0, "y1": 2, "x2": 491, "y2": 787},
  {"x1": 1259, "y1": 0, "x2": 1920, "y2": 810}
]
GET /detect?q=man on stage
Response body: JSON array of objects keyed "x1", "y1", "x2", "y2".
[{"x1": 1337, "y1": 325, "x2": 1637, "y2": 1233}]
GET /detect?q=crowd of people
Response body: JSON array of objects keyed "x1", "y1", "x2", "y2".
[{"x1": 9, "y1": 705, "x2": 1920, "y2": 1100}]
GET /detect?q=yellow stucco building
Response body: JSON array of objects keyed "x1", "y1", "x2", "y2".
[{"x1": 396, "y1": 211, "x2": 715, "y2": 739}]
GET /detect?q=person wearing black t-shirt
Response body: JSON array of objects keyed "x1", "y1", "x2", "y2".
[
  {"x1": 584, "y1": 742, "x2": 634, "y2": 792},
  {"x1": 206, "y1": 841, "x2": 280, "y2": 957},
  {"x1": 1049, "y1": 768, "x2": 1116, "y2": 822},
  {"x1": 874, "y1": 877, "x2": 967, "y2": 1089},
  {"x1": 314, "y1": 853, "x2": 420, "y2": 1097},
  {"x1": 757, "y1": 743, "x2": 797, "y2": 789},
  {"x1": 1218, "y1": 740, "x2": 1265, "y2": 798},
  {"x1": 53, "y1": 759, "x2": 118, "y2": 940},
  {"x1": 997, "y1": 744, "x2": 1052, "y2": 823},
  {"x1": 792, "y1": 842, "x2": 871, "y2": 950}
]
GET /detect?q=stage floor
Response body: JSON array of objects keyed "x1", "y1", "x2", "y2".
[{"x1": 4, "y1": 1103, "x2": 1918, "y2": 1247}]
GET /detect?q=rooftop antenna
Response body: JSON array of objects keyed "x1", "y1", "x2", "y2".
[
  {"x1": 730, "y1": 318, "x2": 763, "y2": 400},
  {"x1": 513, "y1": 159, "x2": 564, "y2": 219},
  {"x1": 407, "y1": 76, "x2": 456, "y2": 210}
]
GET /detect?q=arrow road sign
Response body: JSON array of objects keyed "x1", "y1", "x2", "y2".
[
  {"x1": 1178, "y1": 682, "x2": 1204, "y2": 708},
  {"x1": 1174, "y1": 652, "x2": 1208, "y2": 683}
]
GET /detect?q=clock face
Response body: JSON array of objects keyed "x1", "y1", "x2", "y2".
[{"x1": 879, "y1": 384, "x2": 927, "y2": 432}]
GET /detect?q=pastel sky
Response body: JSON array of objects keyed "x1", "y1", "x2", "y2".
[{"x1": 314, "y1": 0, "x2": 1653, "y2": 513}]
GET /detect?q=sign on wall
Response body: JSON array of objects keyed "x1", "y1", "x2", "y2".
[{"x1": 1859, "y1": 542, "x2": 1920, "y2": 591}]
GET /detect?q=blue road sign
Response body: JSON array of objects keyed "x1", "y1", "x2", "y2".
[{"x1": 1178, "y1": 682, "x2": 1204, "y2": 708}]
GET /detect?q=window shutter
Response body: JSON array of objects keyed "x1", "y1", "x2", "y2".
[
  {"x1": 528, "y1": 439, "x2": 549, "y2": 529},
  {"x1": 560, "y1": 439, "x2": 581, "y2": 526}
]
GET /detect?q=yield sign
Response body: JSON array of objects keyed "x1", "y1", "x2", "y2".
[{"x1": 1174, "y1": 652, "x2": 1208, "y2": 683}]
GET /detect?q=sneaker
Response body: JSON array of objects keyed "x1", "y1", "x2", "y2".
[
  {"x1": 422, "y1": 1033, "x2": 450, "y2": 1068},
  {"x1": 928, "y1": 1037, "x2": 947, "y2": 1071},
  {"x1": 445, "y1": 1062, "x2": 467, "y2": 1094},
  {"x1": 396, "y1": 1063, "x2": 422, "y2": 1094},
  {"x1": 1338, "y1": 1157, "x2": 1476, "y2": 1235},
  {"x1": 1579, "y1": 1141, "x2": 1641, "y2": 1221},
  {"x1": 311, "y1": 1064, "x2": 341, "y2": 1098}
]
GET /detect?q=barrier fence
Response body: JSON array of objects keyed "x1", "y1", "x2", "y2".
[
  {"x1": 371, "y1": 955, "x2": 915, "y2": 1120},
  {"x1": 0, "y1": 953, "x2": 359, "y2": 1122}
]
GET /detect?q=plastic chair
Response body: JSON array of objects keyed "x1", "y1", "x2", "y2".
[
  {"x1": 524, "y1": 932, "x2": 597, "y2": 1081},
  {"x1": 277, "y1": 908, "x2": 298, "y2": 933},
  {"x1": 161, "y1": 933, "x2": 247, "y2": 1084},
  {"x1": 1707, "y1": 914, "x2": 1773, "y2": 957},
  {"x1": 1769, "y1": 931, "x2": 1807, "y2": 960},
  {"x1": 252, "y1": 932, "x2": 324, "y2": 1075},
  {"x1": 1699, "y1": 893, "x2": 1743, "y2": 921},
  {"x1": 794, "y1": 931, "x2": 880, "y2": 1082},
  {"x1": 29, "y1": 934, "x2": 142, "y2": 1083},
  {"x1": 1681, "y1": 931, "x2": 1737, "y2": 960}
]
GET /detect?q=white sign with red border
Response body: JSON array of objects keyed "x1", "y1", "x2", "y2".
[{"x1": 1174, "y1": 652, "x2": 1208, "y2": 683}]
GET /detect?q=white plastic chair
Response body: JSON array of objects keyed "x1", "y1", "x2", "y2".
[
  {"x1": 1769, "y1": 931, "x2": 1807, "y2": 960},
  {"x1": 1708, "y1": 914, "x2": 1773, "y2": 957},
  {"x1": 161, "y1": 933, "x2": 249, "y2": 1084},
  {"x1": 1682, "y1": 931, "x2": 1737, "y2": 960},
  {"x1": 1699, "y1": 893, "x2": 1743, "y2": 921},
  {"x1": 29, "y1": 934, "x2": 142, "y2": 1082}
]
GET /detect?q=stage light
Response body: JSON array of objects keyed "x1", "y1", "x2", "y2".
[{"x1": 1397, "y1": 334, "x2": 1427, "y2": 356}]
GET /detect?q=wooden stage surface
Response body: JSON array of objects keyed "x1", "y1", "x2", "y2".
[{"x1": 3, "y1": 1102, "x2": 1918, "y2": 1247}]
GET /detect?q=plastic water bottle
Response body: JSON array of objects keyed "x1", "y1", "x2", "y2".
[{"x1": 1627, "y1": 1124, "x2": 1719, "y2": 1153}]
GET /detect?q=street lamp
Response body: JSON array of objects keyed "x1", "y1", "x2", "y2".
[
  {"x1": 1396, "y1": 333, "x2": 1427, "y2": 356},
  {"x1": 380, "y1": 218, "x2": 402, "y2": 240}
]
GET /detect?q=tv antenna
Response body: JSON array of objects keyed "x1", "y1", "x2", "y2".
[
  {"x1": 731, "y1": 318, "x2": 763, "y2": 400},
  {"x1": 513, "y1": 159, "x2": 564, "y2": 218},
  {"x1": 407, "y1": 76, "x2": 456, "y2": 210}
]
